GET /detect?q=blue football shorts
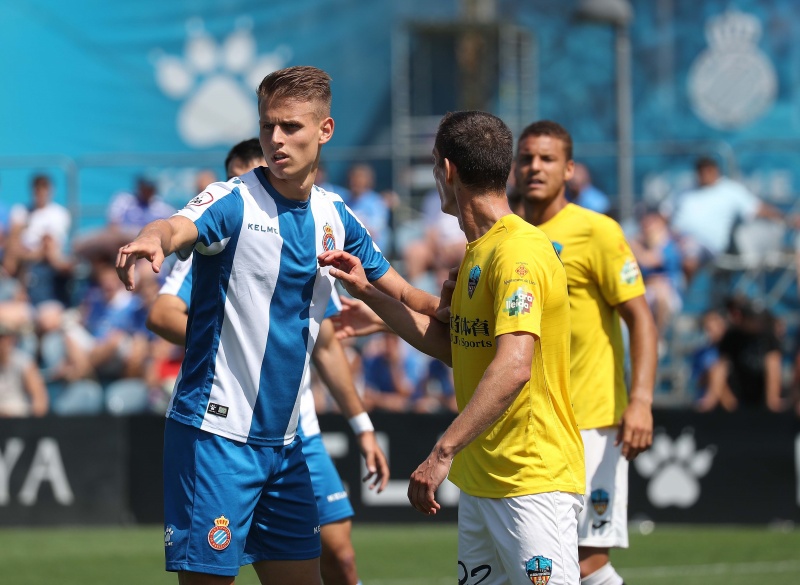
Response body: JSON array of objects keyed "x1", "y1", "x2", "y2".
[
  {"x1": 301, "y1": 432, "x2": 354, "y2": 525},
  {"x1": 163, "y1": 419, "x2": 321, "y2": 576}
]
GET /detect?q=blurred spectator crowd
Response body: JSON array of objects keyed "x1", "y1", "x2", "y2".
[{"x1": 1, "y1": 156, "x2": 800, "y2": 419}]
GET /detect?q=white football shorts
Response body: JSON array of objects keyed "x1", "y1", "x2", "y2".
[
  {"x1": 577, "y1": 427, "x2": 629, "y2": 549},
  {"x1": 458, "y1": 490, "x2": 583, "y2": 585}
]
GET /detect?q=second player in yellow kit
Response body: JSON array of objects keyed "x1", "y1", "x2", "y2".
[
  {"x1": 448, "y1": 213, "x2": 584, "y2": 498},
  {"x1": 537, "y1": 203, "x2": 645, "y2": 430},
  {"x1": 514, "y1": 120, "x2": 658, "y2": 585}
]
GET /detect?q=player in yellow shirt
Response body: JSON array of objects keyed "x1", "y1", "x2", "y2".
[
  {"x1": 320, "y1": 111, "x2": 585, "y2": 585},
  {"x1": 514, "y1": 120, "x2": 658, "y2": 585}
]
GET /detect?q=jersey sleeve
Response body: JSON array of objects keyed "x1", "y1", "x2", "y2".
[
  {"x1": 174, "y1": 183, "x2": 244, "y2": 259},
  {"x1": 334, "y1": 201, "x2": 390, "y2": 282},
  {"x1": 490, "y1": 237, "x2": 544, "y2": 339},
  {"x1": 159, "y1": 254, "x2": 193, "y2": 307},
  {"x1": 590, "y1": 217, "x2": 647, "y2": 307}
]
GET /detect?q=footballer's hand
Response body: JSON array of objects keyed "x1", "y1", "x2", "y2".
[
  {"x1": 318, "y1": 250, "x2": 371, "y2": 300},
  {"x1": 115, "y1": 235, "x2": 165, "y2": 291},
  {"x1": 332, "y1": 297, "x2": 389, "y2": 340},
  {"x1": 615, "y1": 397, "x2": 653, "y2": 461},
  {"x1": 435, "y1": 266, "x2": 459, "y2": 324},
  {"x1": 356, "y1": 430, "x2": 390, "y2": 493},
  {"x1": 407, "y1": 450, "x2": 451, "y2": 515}
]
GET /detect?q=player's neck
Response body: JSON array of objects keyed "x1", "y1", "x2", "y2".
[
  {"x1": 264, "y1": 168, "x2": 316, "y2": 202},
  {"x1": 522, "y1": 190, "x2": 568, "y2": 226},
  {"x1": 458, "y1": 189, "x2": 513, "y2": 243}
]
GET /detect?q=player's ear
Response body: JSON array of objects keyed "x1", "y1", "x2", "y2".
[
  {"x1": 443, "y1": 157, "x2": 456, "y2": 185},
  {"x1": 564, "y1": 159, "x2": 575, "y2": 183},
  {"x1": 319, "y1": 116, "x2": 334, "y2": 145}
]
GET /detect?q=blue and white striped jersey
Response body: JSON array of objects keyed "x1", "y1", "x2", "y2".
[
  {"x1": 158, "y1": 252, "x2": 343, "y2": 441},
  {"x1": 167, "y1": 167, "x2": 388, "y2": 446}
]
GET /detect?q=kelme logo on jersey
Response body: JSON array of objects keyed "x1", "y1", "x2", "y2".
[
  {"x1": 525, "y1": 555, "x2": 553, "y2": 585},
  {"x1": 188, "y1": 192, "x2": 214, "y2": 206},
  {"x1": 620, "y1": 258, "x2": 640, "y2": 285},
  {"x1": 503, "y1": 287, "x2": 534, "y2": 317},
  {"x1": 467, "y1": 265, "x2": 481, "y2": 298},
  {"x1": 208, "y1": 516, "x2": 232, "y2": 551},
  {"x1": 591, "y1": 488, "x2": 610, "y2": 517},
  {"x1": 322, "y1": 223, "x2": 336, "y2": 251}
]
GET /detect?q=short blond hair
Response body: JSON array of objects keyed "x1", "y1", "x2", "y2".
[{"x1": 257, "y1": 66, "x2": 332, "y2": 117}]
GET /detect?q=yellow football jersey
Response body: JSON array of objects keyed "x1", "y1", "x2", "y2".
[
  {"x1": 448, "y1": 214, "x2": 585, "y2": 498},
  {"x1": 537, "y1": 204, "x2": 646, "y2": 430}
]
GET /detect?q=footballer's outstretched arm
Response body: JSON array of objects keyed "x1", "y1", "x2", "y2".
[
  {"x1": 319, "y1": 250, "x2": 451, "y2": 364},
  {"x1": 116, "y1": 216, "x2": 198, "y2": 290}
]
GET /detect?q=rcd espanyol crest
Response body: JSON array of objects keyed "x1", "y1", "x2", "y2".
[
  {"x1": 688, "y1": 9, "x2": 777, "y2": 130},
  {"x1": 322, "y1": 223, "x2": 336, "y2": 251},
  {"x1": 468, "y1": 265, "x2": 481, "y2": 298}
]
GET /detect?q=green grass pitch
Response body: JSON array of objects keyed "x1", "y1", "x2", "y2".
[{"x1": 3, "y1": 524, "x2": 798, "y2": 584}]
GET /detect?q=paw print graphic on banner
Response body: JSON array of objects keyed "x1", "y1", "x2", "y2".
[
  {"x1": 152, "y1": 17, "x2": 292, "y2": 147},
  {"x1": 634, "y1": 429, "x2": 716, "y2": 508}
]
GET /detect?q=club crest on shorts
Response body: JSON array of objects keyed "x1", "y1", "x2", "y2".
[
  {"x1": 525, "y1": 556, "x2": 553, "y2": 585},
  {"x1": 322, "y1": 223, "x2": 336, "y2": 251},
  {"x1": 208, "y1": 515, "x2": 232, "y2": 550},
  {"x1": 468, "y1": 265, "x2": 481, "y2": 298},
  {"x1": 591, "y1": 488, "x2": 610, "y2": 517}
]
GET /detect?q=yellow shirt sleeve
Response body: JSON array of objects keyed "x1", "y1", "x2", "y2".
[
  {"x1": 489, "y1": 238, "x2": 544, "y2": 339},
  {"x1": 590, "y1": 217, "x2": 646, "y2": 307}
]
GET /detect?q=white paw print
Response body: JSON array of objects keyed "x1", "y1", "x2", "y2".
[
  {"x1": 152, "y1": 17, "x2": 292, "y2": 147},
  {"x1": 634, "y1": 429, "x2": 716, "y2": 508}
]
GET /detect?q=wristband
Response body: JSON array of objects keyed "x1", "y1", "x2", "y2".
[{"x1": 348, "y1": 412, "x2": 375, "y2": 435}]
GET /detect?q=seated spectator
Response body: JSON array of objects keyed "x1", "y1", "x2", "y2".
[
  {"x1": 0, "y1": 313, "x2": 48, "y2": 417},
  {"x1": 670, "y1": 156, "x2": 784, "y2": 283},
  {"x1": 32, "y1": 300, "x2": 104, "y2": 415},
  {"x1": 4, "y1": 174, "x2": 74, "y2": 306},
  {"x1": 689, "y1": 309, "x2": 727, "y2": 406},
  {"x1": 345, "y1": 163, "x2": 392, "y2": 253},
  {"x1": 361, "y1": 333, "x2": 414, "y2": 412},
  {"x1": 698, "y1": 299, "x2": 784, "y2": 413},
  {"x1": 567, "y1": 162, "x2": 610, "y2": 214},
  {"x1": 107, "y1": 176, "x2": 176, "y2": 238},
  {"x1": 630, "y1": 209, "x2": 683, "y2": 335},
  {"x1": 64, "y1": 258, "x2": 153, "y2": 413}
]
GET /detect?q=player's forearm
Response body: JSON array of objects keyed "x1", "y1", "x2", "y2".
[
  {"x1": 433, "y1": 350, "x2": 530, "y2": 460},
  {"x1": 361, "y1": 285, "x2": 452, "y2": 365},
  {"x1": 147, "y1": 311, "x2": 188, "y2": 346},
  {"x1": 619, "y1": 297, "x2": 657, "y2": 405},
  {"x1": 765, "y1": 351, "x2": 782, "y2": 408}
]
